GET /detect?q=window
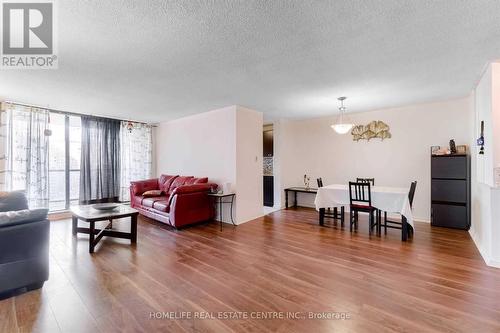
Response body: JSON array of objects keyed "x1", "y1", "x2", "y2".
[
  {"x1": 48, "y1": 113, "x2": 66, "y2": 211},
  {"x1": 0, "y1": 103, "x2": 50, "y2": 208},
  {"x1": 48, "y1": 113, "x2": 81, "y2": 211},
  {"x1": 69, "y1": 116, "x2": 81, "y2": 206}
]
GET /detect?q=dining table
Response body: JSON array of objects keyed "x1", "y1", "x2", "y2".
[{"x1": 314, "y1": 184, "x2": 414, "y2": 241}]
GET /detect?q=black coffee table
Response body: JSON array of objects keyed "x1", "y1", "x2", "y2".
[{"x1": 71, "y1": 204, "x2": 139, "y2": 253}]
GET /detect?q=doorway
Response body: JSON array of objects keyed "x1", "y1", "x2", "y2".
[{"x1": 263, "y1": 124, "x2": 274, "y2": 207}]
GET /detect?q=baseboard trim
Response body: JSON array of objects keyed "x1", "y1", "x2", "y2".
[
  {"x1": 49, "y1": 211, "x2": 71, "y2": 221},
  {"x1": 488, "y1": 259, "x2": 500, "y2": 268},
  {"x1": 231, "y1": 212, "x2": 265, "y2": 226},
  {"x1": 468, "y1": 229, "x2": 500, "y2": 268}
]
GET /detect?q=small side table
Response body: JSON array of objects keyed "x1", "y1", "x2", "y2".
[{"x1": 208, "y1": 193, "x2": 236, "y2": 231}]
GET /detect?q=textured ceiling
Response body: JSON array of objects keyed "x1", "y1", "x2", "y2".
[{"x1": 2, "y1": 0, "x2": 500, "y2": 122}]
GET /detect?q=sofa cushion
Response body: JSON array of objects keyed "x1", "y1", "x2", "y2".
[
  {"x1": 143, "y1": 189, "x2": 163, "y2": 197},
  {"x1": 185, "y1": 177, "x2": 209, "y2": 185},
  {"x1": 153, "y1": 200, "x2": 169, "y2": 213},
  {"x1": 158, "y1": 175, "x2": 178, "y2": 193},
  {"x1": 351, "y1": 204, "x2": 375, "y2": 211},
  {"x1": 0, "y1": 191, "x2": 29, "y2": 212},
  {"x1": 0, "y1": 208, "x2": 48, "y2": 228},
  {"x1": 142, "y1": 196, "x2": 167, "y2": 208},
  {"x1": 167, "y1": 176, "x2": 194, "y2": 195}
]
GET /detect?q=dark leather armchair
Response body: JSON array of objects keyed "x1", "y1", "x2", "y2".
[{"x1": 0, "y1": 192, "x2": 50, "y2": 299}]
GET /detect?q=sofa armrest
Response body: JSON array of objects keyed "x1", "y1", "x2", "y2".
[
  {"x1": 0, "y1": 219, "x2": 50, "y2": 264},
  {"x1": 169, "y1": 192, "x2": 215, "y2": 228},
  {"x1": 130, "y1": 178, "x2": 159, "y2": 196},
  {"x1": 168, "y1": 183, "x2": 217, "y2": 206}
]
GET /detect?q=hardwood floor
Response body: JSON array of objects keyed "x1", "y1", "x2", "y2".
[{"x1": 2, "y1": 207, "x2": 500, "y2": 333}]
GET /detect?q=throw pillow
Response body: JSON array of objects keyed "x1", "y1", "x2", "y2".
[{"x1": 142, "y1": 190, "x2": 163, "y2": 197}]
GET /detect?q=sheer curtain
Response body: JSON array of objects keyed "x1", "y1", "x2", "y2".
[
  {"x1": 119, "y1": 121, "x2": 152, "y2": 202},
  {"x1": 80, "y1": 116, "x2": 121, "y2": 203},
  {"x1": 0, "y1": 103, "x2": 49, "y2": 208}
]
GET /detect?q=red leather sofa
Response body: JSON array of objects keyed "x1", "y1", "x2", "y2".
[{"x1": 129, "y1": 174, "x2": 217, "y2": 228}]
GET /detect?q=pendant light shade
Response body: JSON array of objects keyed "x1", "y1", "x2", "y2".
[
  {"x1": 331, "y1": 123, "x2": 353, "y2": 134},
  {"x1": 331, "y1": 97, "x2": 353, "y2": 134}
]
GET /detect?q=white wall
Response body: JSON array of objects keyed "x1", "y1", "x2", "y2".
[
  {"x1": 490, "y1": 189, "x2": 500, "y2": 267},
  {"x1": 475, "y1": 64, "x2": 494, "y2": 185},
  {"x1": 155, "y1": 105, "x2": 263, "y2": 224},
  {"x1": 235, "y1": 106, "x2": 263, "y2": 222},
  {"x1": 470, "y1": 63, "x2": 500, "y2": 268},
  {"x1": 274, "y1": 97, "x2": 473, "y2": 222},
  {"x1": 156, "y1": 105, "x2": 237, "y2": 186},
  {"x1": 272, "y1": 120, "x2": 289, "y2": 210}
]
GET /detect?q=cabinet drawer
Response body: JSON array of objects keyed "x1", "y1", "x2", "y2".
[
  {"x1": 431, "y1": 204, "x2": 468, "y2": 229},
  {"x1": 431, "y1": 179, "x2": 467, "y2": 203},
  {"x1": 431, "y1": 156, "x2": 467, "y2": 179}
]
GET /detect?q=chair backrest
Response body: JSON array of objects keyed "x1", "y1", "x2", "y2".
[
  {"x1": 349, "y1": 182, "x2": 372, "y2": 206},
  {"x1": 356, "y1": 178, "x2": 375, "y2": 186},
  {"x1": 408, "y1": 181, "x2": 417, "y2": 208},
  {"x1": 317, "y1": 178, "x2": 323, "y2": 188}
]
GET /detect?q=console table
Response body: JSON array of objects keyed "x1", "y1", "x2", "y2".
[{"x1": 284, "y1": 187, "x2": 318, "y2": 208}]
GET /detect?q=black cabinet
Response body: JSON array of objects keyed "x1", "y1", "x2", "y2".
[
  {"x1": 263, "y1": 130, "x2": 273, "y2": 157},
  {"x1": 263, "y1": 176, "x2": 274, "y2": 207},
  {"x1": 431, "y1": 155, "x2": 470, "y2": 230},
  {"x1": 431, "y1": 156, "x2": 468, "y2": 179},
  {"x1": 431, "y1": 204, "x2": 468, "y2": 229},
  {"x1": 431, "y1": 179, "x2": 467, "y2": 203}
]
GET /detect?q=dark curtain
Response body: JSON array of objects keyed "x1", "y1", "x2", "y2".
[{"x1": 79, "y1": 116, "x2": 121, "y2": 203}]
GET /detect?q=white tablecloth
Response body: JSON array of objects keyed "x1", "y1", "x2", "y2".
[{"x1": 314, "y1": 184, "x2": 414, "y2": 228}]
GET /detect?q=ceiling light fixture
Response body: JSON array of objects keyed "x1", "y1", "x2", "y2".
[{"x1": 331, "y1": 96, "x2": 354, "y2": 134}]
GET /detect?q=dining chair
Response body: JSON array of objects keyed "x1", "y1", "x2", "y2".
[
  {"x1": 349, "y1": 182, "x2": 378, "y2": 235},
  {"x1": 356, "y1": 178, "x2": 375, "y2": 186},
  {"x1": 383, "y1": 181, "x2": 417, "y2": 238},
  {"x1": 317, "y1": 178, "x2": 345, "y2": 225},
  {"x1": 356, "y1": 178, "x2": 380, "y2": 230}
]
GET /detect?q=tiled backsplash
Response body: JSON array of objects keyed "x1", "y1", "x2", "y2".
[{"x1": 263, "y1": 156, "x2": 274, "y2": 176}]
